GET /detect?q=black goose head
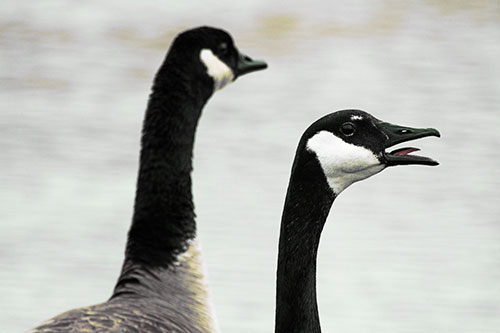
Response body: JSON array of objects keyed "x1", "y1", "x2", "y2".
[
  {"x1": 297, "y1": 109, "x2": 440, "y2": 195},
  {"x1": 163, "y1": 26, "x2": 267, "y2": 92}
]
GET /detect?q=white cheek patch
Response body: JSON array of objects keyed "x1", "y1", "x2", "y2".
[
  {"x1": 200, "y1": 49, "x2": 234, "y2": 91},
  {"x1": 306, "y1": 130, "x2": 385, "y2": 195}
]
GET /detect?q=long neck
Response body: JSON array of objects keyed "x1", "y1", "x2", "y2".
[
  {"x1": 113, "y1": 62, "x2": 211, "y2": 297},
  {"x1": 275, "y1": 156, "x2": 335, "y2": 333}
]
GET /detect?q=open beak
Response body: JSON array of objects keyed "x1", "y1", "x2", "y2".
[
  {"x1": 377, "y1": 121, "x2": 441, "y2": 166},
  {"x1": 236, "y1": 51, "x2": 267, "y2": 77}
]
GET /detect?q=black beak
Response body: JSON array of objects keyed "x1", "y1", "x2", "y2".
[
  {"x1": 377, "y1": 121, "x2": 441, "y2": 166},
  {"x1": 236, "y1": 51, "x2": 267, "y2": 78}
]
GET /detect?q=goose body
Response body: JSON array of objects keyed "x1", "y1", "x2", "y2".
[
  {"x1": 31, "y1": 26, "x2": 266, "y2": 333},
  {"x1": 274, "y1": 110, "x2": 440, "y2": 333}
]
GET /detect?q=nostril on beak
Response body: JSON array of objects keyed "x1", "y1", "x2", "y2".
[{"x1": 397, "y1": 129, "x2": 412, "y2": 134}]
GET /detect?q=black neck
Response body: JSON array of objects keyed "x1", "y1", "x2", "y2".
[
  {"x1": 275, "y1": 154, "x2": 335, "y2": 333},
  {"x1": 113, "y1": 60, "x2": 212, "y2": 298}
]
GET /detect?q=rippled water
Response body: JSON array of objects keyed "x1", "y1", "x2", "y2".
[{"x1": 1, "y1": 1, "x2": 500, "y2": 332}]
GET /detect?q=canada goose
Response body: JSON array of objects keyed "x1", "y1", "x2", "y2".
[
  {"x1": 274, "y1": 109, "x2": 440, "y2": 333},
  {"x1": 31, "y1": 26, "x2": 267, "y2": 333}
]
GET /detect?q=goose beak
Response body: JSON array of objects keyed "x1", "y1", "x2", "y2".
[
  {"x1": 377, "y1": 121, "x2": 441, "y2": 166},
  {"x1": 236, "y1": 51, "x2": 267, "y2": 77}
]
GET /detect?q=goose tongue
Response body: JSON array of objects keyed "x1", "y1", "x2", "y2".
[{"x1": 390, "y1": 147, "x2": 420, "y2": 156}]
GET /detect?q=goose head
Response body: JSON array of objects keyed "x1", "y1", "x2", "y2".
[
  {"x1": 164, "y1": 26, "x2": 267, "y2": 92},
  {"x1": 300, "y1": 109, "x2": 440, "y2": 195}
]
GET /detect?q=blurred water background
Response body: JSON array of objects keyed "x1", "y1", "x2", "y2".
[{"x1": 1, "y1": 0, "x2": 500, "y2": 332}]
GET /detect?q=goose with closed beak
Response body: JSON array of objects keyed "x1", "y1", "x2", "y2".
[{"x1": 31, "y1": 26, "x2": 267, "y2": 333}]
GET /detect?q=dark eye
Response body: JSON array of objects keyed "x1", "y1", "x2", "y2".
[
  {"x1": 340, "y1": 122, "x2": 356, "y2": 136},
  {"x1": 217, "y1": 42, "x2": 228, "y2": 56}
]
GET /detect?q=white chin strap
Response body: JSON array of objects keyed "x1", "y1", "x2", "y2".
[
  {"x1": 200, "y1": 49, "x2": 234, "y2": 91},
  {"x1": 306, "y1": 130, "x2": 385, "y2": 195}
]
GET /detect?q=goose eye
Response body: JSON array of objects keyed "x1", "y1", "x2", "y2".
[
  {"x1": 217, "y1": 42, "x2": 228, "y2": 56},
  {"x1": 340, "y1": 122, "x2": 356, "y2": 136}
]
